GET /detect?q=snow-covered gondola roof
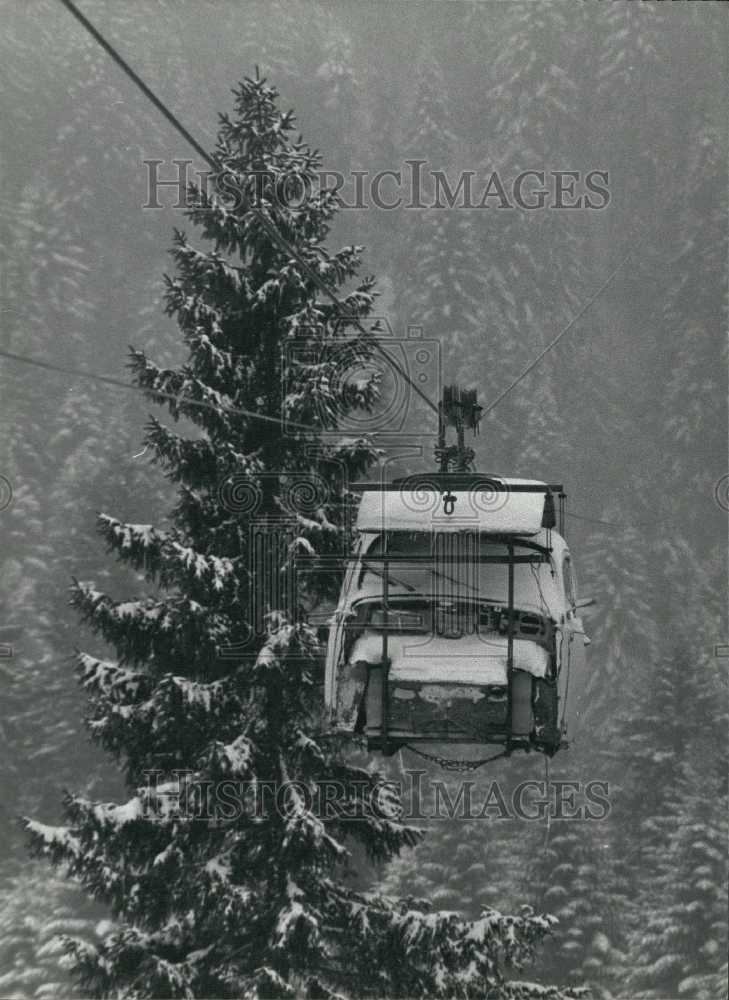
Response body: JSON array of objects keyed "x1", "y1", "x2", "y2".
[{"x1": 355, "y1": 478, "x2": 553, "y2": 536}]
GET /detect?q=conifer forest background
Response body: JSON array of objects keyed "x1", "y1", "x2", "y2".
[{"x1": 0, "y1": 1, "x2": 727, "y2": 998}]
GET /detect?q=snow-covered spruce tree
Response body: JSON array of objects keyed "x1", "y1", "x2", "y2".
[{"x1": 25, "y1": 77, "x2": 575, "y2": 1000}]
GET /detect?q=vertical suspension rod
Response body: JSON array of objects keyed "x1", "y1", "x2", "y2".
[
  {"x1": 507, "y1": 540, "x2": 515, "y2": 741},
  {"x1": 381, "y1": 533, "x2": 389, "y2": 753}
]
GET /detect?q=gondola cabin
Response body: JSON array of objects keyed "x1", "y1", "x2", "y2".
[{"x1": 324, "y1": 475, "x2": 589, "y2": 757}]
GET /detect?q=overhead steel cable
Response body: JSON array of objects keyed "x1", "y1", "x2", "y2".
[
  {"x1": 0, "y1": 345, "x2": 316, "y2": 432},
  {"x1": 57, "y1": 0, "x2": 440, "y2": 418},
  {"x1": 480, "y1": 236, "x2": 646, "y2": 418},
  {"x1": 58, "y1": 0, "x2": 213, "y2": 169},
  {"x1": 564, "y1": 509, "x2": 667, "y2": 530}
]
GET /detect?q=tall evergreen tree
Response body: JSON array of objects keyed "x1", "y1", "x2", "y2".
[{"x1": 25, "y1": 78, "x2": 574, "y2": 1000}]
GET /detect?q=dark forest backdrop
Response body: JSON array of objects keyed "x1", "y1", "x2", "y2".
[{"x1": 0, "y1": 1, "x2": 727, "y2": 997}]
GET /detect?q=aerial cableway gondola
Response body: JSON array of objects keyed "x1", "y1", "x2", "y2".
[{"x1": 324, "y1": 388, "x2": 591, "y2": 763}]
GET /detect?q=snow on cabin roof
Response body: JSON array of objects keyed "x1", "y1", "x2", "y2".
[{"x1": 355, "y1": 479, "x2": 551, "y2": 535}]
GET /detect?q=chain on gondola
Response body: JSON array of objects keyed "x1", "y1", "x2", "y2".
[{"x1": 401, "y1": 743, "x2": 511, "y2": 773}]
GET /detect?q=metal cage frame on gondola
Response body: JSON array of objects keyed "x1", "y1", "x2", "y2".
[{"x1": 323, "y1": 473, "x2": 590, "y2": 760}]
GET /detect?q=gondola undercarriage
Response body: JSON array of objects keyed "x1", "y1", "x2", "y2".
[{"x1": 334, "y1": 602, "x2": 564, "y2": 756}]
